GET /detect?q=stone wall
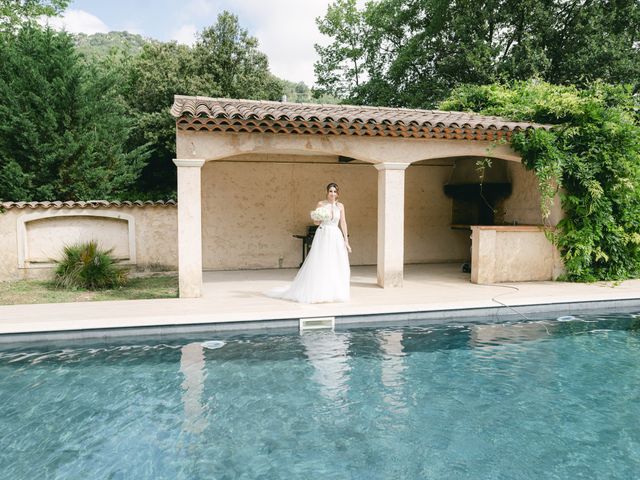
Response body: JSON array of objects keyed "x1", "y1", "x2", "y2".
[
  {"x1": 0, "y1": 202, "x2": 177, "y2": 282},
  {"x1": 0, "y1": 156, "x2": 552, "y2": 283},
  {"x1": 200, "y1": 155, "x2": 472, "y2": 270}
]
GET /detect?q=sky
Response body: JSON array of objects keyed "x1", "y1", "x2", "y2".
[{"x1": 46, "y1": 0, "x2": 345, "y2": 86}]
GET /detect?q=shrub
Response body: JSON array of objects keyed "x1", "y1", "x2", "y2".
[
  {"x1": 441, "y1": 80, "x2": 640, "y2": 282},
  {"x1": 54, "y1": 241, "x2": 128, "y2": 290}
]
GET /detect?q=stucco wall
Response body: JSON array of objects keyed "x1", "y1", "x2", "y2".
[
  {"x1": 446, "y1": 158, "x2": 561, "y2": 227},
  {"x1": 26, "y1": 215, "x2": 130, "y2": 262},
  {"x1": 134, "y1": 207, "x2": 179, "y2": 269},
  {"x1": 201, "y1": 155, "x2": 471, "y2": 270},
  {"x1": 0, "y1": 205, "x2": 177, "y2": 282},
  {"x1": 498, "y1": 162, "x2": 563, "y2": 227},
  {"x1": 0, "y1": 157, "x2": 550, "y2": 282},
  {"x1": 404, "y1": 164, "x2": 471, "y2": 263},
  {"x1": 500, "y1": 162, "x2": 544, "y2": 225},
  {"x1": 471, "y1": 226, "x2": 561, "y2": 284},
  {"x1": 0, "y1": 210, "x2": 20, "y2": 281}
]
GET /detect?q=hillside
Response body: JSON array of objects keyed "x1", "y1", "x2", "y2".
[
  {"x1": 74, "y1": 31, "x2": 152, "y2": 59},
  {"x1": 74, "y1": 32, "x2": 335, "y2": 103}
]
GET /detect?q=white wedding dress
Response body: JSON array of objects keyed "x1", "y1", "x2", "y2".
[{"x1": 269, "y1": 202, "x2": 350, "y2": 303}]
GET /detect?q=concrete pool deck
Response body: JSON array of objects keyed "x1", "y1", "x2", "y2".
[{"x1": 2, "y1": 264, "x2": 640, "y2": 342}]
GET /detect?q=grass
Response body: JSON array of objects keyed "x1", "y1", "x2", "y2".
[{"x1": 0, "y1": 274, "x2": 178, "y2": 305}]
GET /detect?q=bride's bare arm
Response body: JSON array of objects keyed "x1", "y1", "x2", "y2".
[{"x1": 339, "y1": 203, "x2": 352, "y2": 253}]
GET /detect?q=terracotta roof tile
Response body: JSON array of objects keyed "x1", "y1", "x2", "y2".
[
  {"x1": 1, "y1": 200, "x2": 176, "y2": 210},
  {"x1": 171, "y1": 96, "x2": 547, "y2": 140}
]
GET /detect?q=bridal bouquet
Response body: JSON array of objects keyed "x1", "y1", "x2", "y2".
[{"x1": 310, "y1": 206, "x2": 332, "y2": 222}]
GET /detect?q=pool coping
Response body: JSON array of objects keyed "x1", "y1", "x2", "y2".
[{"x1": 2, "y1": 296, "x2": 639, "y2": 345}]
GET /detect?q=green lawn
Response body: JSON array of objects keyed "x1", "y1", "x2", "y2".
[{"x1": 0, "y1": 274, "x2": 178, "y2": 305}]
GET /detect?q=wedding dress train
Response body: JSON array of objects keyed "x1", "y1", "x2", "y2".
[{"x1": 268, "y1": 202, "x2": 350, "y2": 303}]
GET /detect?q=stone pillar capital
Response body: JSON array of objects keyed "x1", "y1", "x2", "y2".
[
  {"x1": 173, "y1": 159, "x2": 206, "y2": 168},
  {"x1": 374, "y1": 162, "x2": 410, "y2": 171}
]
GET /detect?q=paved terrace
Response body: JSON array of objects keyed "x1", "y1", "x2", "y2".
[{"x1": 1, "y1": 264, "x2": 640, "y2": 342}]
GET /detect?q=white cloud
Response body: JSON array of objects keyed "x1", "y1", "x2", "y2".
[
  {"x1": 46, "y1": 1, "x2": 368, "y2": 86},
  {"x1": 171, "y1": 24, "x2": 198, "y2": 46},
  {"x1": 225, "y1": 0, "x2": 367, "y2": 86},
  {"x1": 181, "y1": 0, "x2": 221, "y2": 19},
  {"x1": 46, "y1": 9, "x2": 109, "y2": 34},
  {"x1": 166, "y1": 0, "x2": 331, "y2": 85},
  {"x1": 224, "y1": 0, "x2": 334, "y2": 86}
]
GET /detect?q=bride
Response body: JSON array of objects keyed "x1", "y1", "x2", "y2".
[{"x1": 269, "y1": 183, "x2": 351, "y2": 303}]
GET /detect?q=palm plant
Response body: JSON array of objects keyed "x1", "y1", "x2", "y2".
[{"x1": 54, "y1": 241, "x2": 128, "y2": 290}]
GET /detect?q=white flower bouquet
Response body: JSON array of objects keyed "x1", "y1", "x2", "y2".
[{"x1": 310, "y1": 206, "x2": 332, "y2": 222}]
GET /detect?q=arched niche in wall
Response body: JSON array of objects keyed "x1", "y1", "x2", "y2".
[{"x1": 16, "y1": 210, "x2": 136, "y2": 269}]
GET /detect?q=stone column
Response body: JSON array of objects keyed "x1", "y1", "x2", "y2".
[
  {"x1": 173, "y1": 159, "x2": 205, "y2": 298},
  {"x1": 375, "y1": 162, "x2": 409, "y2": 288}
]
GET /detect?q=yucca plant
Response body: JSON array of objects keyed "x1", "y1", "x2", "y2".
[{"x1": 54, "y1": 241, "x2": 128, "y2": 290}]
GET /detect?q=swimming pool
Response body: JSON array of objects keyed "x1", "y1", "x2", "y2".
[{"x1": 2, "y1": 314, "x2": 640, "y2": 479}]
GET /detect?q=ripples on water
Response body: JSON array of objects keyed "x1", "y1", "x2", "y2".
[{"x1": 2, "y1": 314, "x2": 640, "y2": 479}]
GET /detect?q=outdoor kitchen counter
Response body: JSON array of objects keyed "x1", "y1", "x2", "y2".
[{"x1": 470, "y1": 225, "x2": 562, "y2": 284}]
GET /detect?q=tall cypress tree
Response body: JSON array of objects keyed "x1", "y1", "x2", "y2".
[{"x1": 0, "y1": 26, "x2": 150, "y2": 201}]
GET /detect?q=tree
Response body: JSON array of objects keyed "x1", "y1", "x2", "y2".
[
  {"x1": 315, "y1": 0, "x2": 640, "y2": 107},
  {"x1": 194, "y1": 11, "x2": 282, "y2": 101},
  {"x1": 74, "y1": 31, "x2": 151, "y2": 60},
  {"x1": 314, "y1": 0, "x2": 368, "y2": 99},
  {"x1": 278, "y1": 80, "x2": 340, "y2": 104},
  {"x1": 118, "y1": 11, "x2": 283, "y2": 198},
  {"x1": 0, "y1": 0, "x2": 68, "y2": 33},
  {"x1": 0, "y1": 26, "x2": 149, "y2": 201},
  {"x1": 117, "y1": 41, "x2": 206, "y2": 197}
]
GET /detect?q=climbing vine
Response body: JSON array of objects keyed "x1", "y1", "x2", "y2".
[{"x1": 441, "y1": 80, "x2": 640, "y2": 282}]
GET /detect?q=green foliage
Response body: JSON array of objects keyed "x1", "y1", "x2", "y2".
[
  {"x1": 280, "y1": 79, "x2": 340, "y2": 104},
  {"x1": 281, "y1": 80, "x2": 313, "y2": 102},
  {"x1": 0, "y1": 6, "x2": 284, "y2": 201},
  {"x1": 194, "y1": 11, "x2": 282, "y2": 101},
  {"x1": 116, "y1": 41, "x2": 205, "y2": 197},
  {"x1": 315, "y1": 0, "x2": 640, "y2": 106},
  {"x1": 0, "y1": 0, "x2": 68, "y2": 33},
  {"x1": 115, "y1": 11, "x2": 284, "y2": 198},
  {"x1": 54, "y1": 241, "x2": 128, "y2": 290},
  {"x1": 74, "y1": 31, "x2": 151, "y2": 59},
  {"x1": 0, "y1": 26, "x2": 150, "y2": 201},
  {"x1": 441, "y1": 80, "x2": 640, "y2": 282},
  {"x1": 315, "y1": 0, "x2": 368, "y2": 99}
]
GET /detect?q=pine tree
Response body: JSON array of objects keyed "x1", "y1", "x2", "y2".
[{"x1": 0, "y1": 26, "x2": 150, "y2": 201}]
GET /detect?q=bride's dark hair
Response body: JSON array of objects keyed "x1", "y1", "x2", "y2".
[{"x1": 326, "y1": 182, "x2": 339, "y2": 192}]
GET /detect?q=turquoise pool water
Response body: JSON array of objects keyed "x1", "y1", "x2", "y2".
[{"x1": 2, "y1": 314, "x2": 640, "y2": 479}]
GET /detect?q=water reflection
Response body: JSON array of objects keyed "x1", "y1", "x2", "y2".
[
  {"x1": 469, "y1": 321, "x2": 552, "y2": 347},
  {"x1": 300, "y1": 331, "x2": 351, "y2": 403},
  {"x1": 180, "y1": 342, "x2": 207, "y2": 434},
  {"x1": 377, "y1": 330, "x2": 407, "y2": 413}
]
